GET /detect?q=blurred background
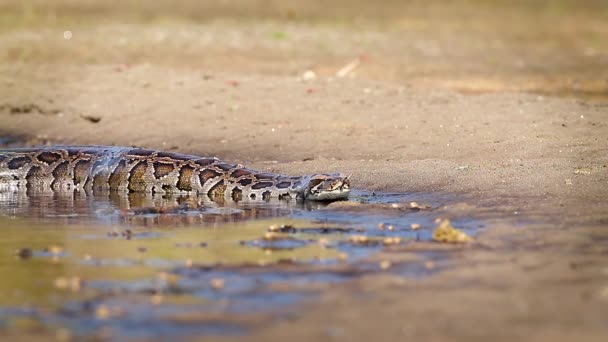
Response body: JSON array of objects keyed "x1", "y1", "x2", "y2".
[{"x1": 1, "y1": 0, "x2": 607, "y2": 100}]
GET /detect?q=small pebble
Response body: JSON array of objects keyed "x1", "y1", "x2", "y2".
[
  {"x1": 54, "y1": 277, "x2": 82, "y2": 291},
  {"x1": 301, "y1": 70, "x2": 317, "y2": 81},
  {"x1": 150, "y1": 295, "x2": 163, "y2": 305},
  {"x1": 379, "y1": 260, "x2": 392, "y2": 270},
  {"x1": 383, "y1": 237, "x2": 401, "y2": 245},
  {"x1": 349, "y1": 235, "x2": 369, "y2": 243},
  {"x1": 411, "y1": 223, "x2": 421, "y2": 230},
  {"x1": 95, "y1": 305, "x2": 110, "y2": 320},
  {"x1": 210, "y1": 278, "x2": 225, "y2": 290},
  {"x1": 15, "y1": 248, "x2": 32, "y2": 259},
  {"x1": 264, "y1": 232, "x2": 279, "y2": 240}
]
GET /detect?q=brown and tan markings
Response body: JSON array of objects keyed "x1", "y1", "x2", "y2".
[{"x1": 0, "y1": 146, "x2": 351, "y2": 202}]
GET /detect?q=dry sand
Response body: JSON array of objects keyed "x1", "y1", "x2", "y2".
[{"x1": 1, "y1": 1, "x2": 608, "y2": 341}]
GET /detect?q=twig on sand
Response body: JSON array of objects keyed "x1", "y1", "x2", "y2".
[{"x1": 336, "y1": 56, "x2": 364, "y2": 78}]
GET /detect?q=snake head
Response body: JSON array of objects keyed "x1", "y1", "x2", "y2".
[{"x1": 305, "y1": 174, "x2": 351, "y2": 201}]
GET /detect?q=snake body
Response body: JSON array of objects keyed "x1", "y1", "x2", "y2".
[{"x1": 0, "y1": 146, "x2": 351, "y2": 202}]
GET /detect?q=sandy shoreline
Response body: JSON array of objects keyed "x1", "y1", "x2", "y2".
[
  {"x1": 1, "y1": 1, "x2": 608, "y2": 340},
  {"x1": 2, "y1": 64, "x2": 606, "y2": 207}
]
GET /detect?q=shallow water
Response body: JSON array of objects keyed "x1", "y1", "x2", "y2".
[{"x1": 0, "y1": 190, "x2": 480, "y2": 339}]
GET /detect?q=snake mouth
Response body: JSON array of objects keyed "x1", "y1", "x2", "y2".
[
  {"x1": 306, "y1": 176, "x2": 351, "y2": 201},
  {"x1": 307, "y1": 188, "x2": 351, "y2": 201}
]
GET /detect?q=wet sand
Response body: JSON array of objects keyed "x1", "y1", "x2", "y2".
[{"x1": 1, "y1": 0, "x2": 608, "y2": 341}]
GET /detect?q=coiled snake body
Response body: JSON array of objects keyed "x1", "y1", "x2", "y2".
[{"x1": 0, "y1": 146, "x2": 351, "y2": 202}]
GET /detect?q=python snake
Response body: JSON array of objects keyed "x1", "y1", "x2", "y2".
[{"x1": 0, "y1": 146, "x2": 351, "y2": 202}]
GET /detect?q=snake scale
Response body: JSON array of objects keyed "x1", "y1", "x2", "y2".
[{"x1": 0, "y1": 146, "x2": 351, "y2": 202}]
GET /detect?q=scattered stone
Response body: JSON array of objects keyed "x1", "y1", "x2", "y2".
[
  {"x1": 80, "y1": 113, "x2": 102, "y2": 123},
  {"x1": 54, "y1": 276, "x2": 82, "y2": 291},
  {"x1": 95, "y1": 305, "x2": 110, "y2": 320},
  {"x1": 268, "y1": 224, "x2": 296, "y2": 233},
  {"x1": 409, "y1": 201, "x2": 431, "y2": 210},
  {"x1": 379, "y1": 260, "x2": 392, "y2": 270},
  {"x1": 383, "y1": 237, "x2": 401, "y2": 245},
  {"x1": 348, "y1": 235, "x2": 369, "y2": 244},
  {"x1": 122, "y1": 229, "x2": 132, "y2": 239},
  {"x1": 411, "y1": 223, "x2": 421, "y2": 230},
  {"x1": 15, "y1": 248, "x2": 32, "y2": 259},
  {"x1": 301, "y1": 70, "x2": 317, "y2": 81},
  {"x1": 210, "y1": 278, "x2": 225, "y2": 290}
]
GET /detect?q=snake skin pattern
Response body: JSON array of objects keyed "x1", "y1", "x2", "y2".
[{"x1": 0, "y1": 146, "x2": 351, "y2": 202}]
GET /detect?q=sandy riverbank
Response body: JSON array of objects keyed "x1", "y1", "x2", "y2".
[{"x1": 1, "y1": 1, "x2": 608, "y2": 340}]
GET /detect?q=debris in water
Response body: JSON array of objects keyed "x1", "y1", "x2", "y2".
[
  {"x1": 348, "y1": 235, "x2": 370, "y2": 244},
  {"x1": 268, "y1": 224, "x2": 296, "y2": 233},
  {"x1": 432, "y1": 219, "x2": 473, "y2": 243},
  {"x1": 44, "y1": 245, "x2": 64, "y2": 254},
  {"x1": 95, "y1": 305, "x2": 111, "y2": 320},
  {"x1": 410, "y1": 223, "x2": 421, "y2": 230},
  {"x1": 409, "y1": 201, "x2": 431, "y2": 210},
  {"x1": 210, "y1": 278, "x2": 225, "y2": 290},
  {"x1": 383, "y1": 237, "x2": 401, "y2": 245},
  {"x1": 15, "y1": 248, "x2": 32, "y2": 259},
  {"x1": 379, "y1": 260, "x2": 392, "y2": 270},
  {"x1": 54, "y1": 277, "x2": 82, "y2": 291}
]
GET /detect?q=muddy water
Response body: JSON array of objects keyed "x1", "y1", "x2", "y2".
[{"x1": 0, "y1": 190, "x2": 480, "y2": 339}]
